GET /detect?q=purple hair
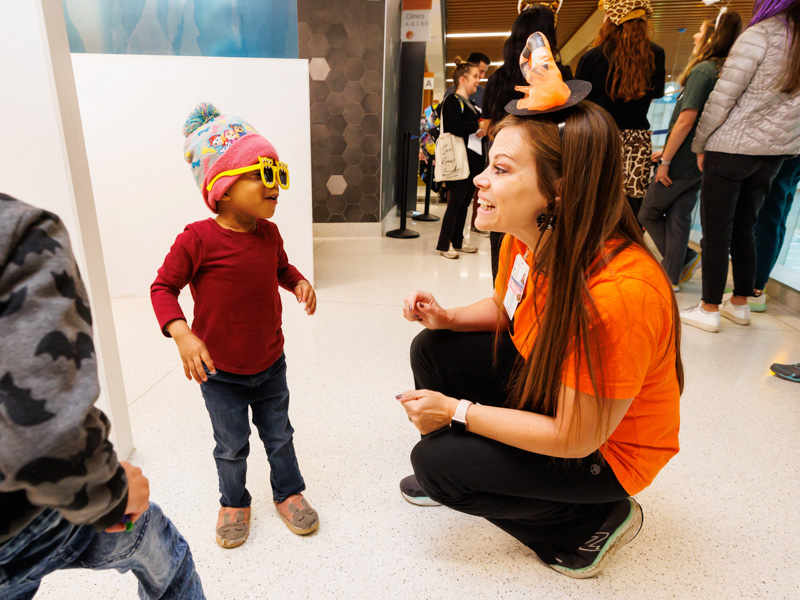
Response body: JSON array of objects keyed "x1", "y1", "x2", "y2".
[{"x1": 750, "y1": 0, "x2": 797, "y2": 26}]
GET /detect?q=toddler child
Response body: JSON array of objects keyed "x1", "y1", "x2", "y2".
[{"x1": 151, "y1": 103, "x2": 318, "y2": 548}]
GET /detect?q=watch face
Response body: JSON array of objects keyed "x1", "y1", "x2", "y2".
[{"x1": 450, "y1": 419, "x2": 467, "y2": 434}]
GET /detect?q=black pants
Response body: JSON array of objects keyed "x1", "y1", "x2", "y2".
[
  {"x1": 409, "y1": 329, "x2": 628, "y2": 563},
  {"x1": 700, "y1": 151, "x2": 785, "y2": 304},
  {"x1": 436, "y1": 178, "x2": 475, "y2": 251},
  {"x1": 639, "y1": 175, "x2": 702, "y2": 284}
]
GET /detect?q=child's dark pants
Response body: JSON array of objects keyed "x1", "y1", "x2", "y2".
[{"x1": 200, "y1": 353, "x2": 305, "y2": 507}]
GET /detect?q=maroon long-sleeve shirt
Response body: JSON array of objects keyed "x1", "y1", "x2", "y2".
[{"x1": 151, "y1": 218, "x2": 305, "y2": 375}]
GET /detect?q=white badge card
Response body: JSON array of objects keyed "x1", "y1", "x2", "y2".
[
  {"x1": 503, "y1": 286, "x2": 519, "y2": 320},
  {"x1": 503, "y1": 253, "x2": 529, "y2": 320},
  {"x1": 511, "y1": 253, "x2": 530, "y2": 287}
]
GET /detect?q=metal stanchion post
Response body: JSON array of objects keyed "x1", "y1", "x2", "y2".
[
  {"x1": 386, "y1": 130, "x2": 420, "y2": 239},
  {"x1": 412, "y1": 159, "x2": 439, "y2": 222}
]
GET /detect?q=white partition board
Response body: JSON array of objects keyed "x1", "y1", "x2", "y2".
[
  {"x1": 0, "y1": 2, "x2": 77, "y2": 241},
  {"x1": 71, "y1": 54, "x2": 314, "y2": 298}
]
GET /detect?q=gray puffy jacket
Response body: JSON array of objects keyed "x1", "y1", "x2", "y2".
[{"x1": 692, "y1": 16, "x2": 800, "y2": 156}]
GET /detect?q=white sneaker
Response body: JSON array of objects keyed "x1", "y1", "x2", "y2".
[
  {"x1": 680, "y1": 303, "x2": 721, "y2": 333},
  {"x1": 749, "y1": 293, "x2": 767, "y2": 313},
  {"x1": 456, "y1": 243, "x2": 478, "y2": 253},
  {"x1": 672, "y1": 284, "x2": 680, "y2": 293},
  {"x1": 439, "y1": 249, "x2": 458, "y2": 259},
  {"x1": 720, "y1": 298, "x2": 750, "y2": 325}
]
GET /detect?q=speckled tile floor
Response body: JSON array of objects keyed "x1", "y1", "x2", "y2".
[{"x1": 36, "y1": 204, "x2": 800, "y2": 599}]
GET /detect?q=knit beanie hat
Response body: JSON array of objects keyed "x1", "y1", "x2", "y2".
[
  {"x1": 182, "y1": 103, "x2": 280, "y2": 213},
  {"x1": 599, "y1": 0, "x2": 653, "y2": 26}
]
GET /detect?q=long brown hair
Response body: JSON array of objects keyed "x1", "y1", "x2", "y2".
[
  {"x1": 679, "y1": 13, "x2": 743, "y2": 87},
  {"x1": 493, "y1": 104, "x2": 684, "y2": 449},
  {"x1": 780, "y1": 2, "x2": 800, "y2": 93},
  {"x1": 697, "y1": 18, "x2": 717, "y2": 55},
  {"x1": 594, "y1": 18, "x2": 655, "y2": 101}
]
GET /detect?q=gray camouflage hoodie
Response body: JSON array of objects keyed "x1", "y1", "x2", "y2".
[{"x1": 0, "y1": 194, "x2": 127, "y2": 543}]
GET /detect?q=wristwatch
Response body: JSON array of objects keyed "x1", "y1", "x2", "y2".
[{"x1": 450, "y1": 399, "x2": 473, "y2": 434}]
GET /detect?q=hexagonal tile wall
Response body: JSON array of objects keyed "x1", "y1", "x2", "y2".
[
  {"x1": 298, "y1": 0, "x2": 385, "y2": 224},
  {"x1": 309, "y1": 57, "x2": 330, "y2": 81},
  {"x1": 326, "y1": 174, "x2": 347, "y2": 196}
]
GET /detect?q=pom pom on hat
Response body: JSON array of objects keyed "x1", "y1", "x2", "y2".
[{"x1": 183, "y1": 102, "x2": 221, "y2": 138}]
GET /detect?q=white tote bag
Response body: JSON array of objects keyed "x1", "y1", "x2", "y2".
[{"x1": 434, "y1": 99, "x2": 470, "y2": 182}]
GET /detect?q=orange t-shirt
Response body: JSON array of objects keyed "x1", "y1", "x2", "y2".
[{"x1": 494, "y1": 235, "x2": 680, "y2": 495}]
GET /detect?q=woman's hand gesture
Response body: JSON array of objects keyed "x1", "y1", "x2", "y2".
[
  {"x1": 396, "y1": 389, "x2": 458, "y2": 435},
  {"x1": 402, "y1": 291, "x2": 455, "y2": 330}
]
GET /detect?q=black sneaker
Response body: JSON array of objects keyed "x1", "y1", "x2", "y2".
[
  {"x1": 470, "y1": 226, "x2": 490, "y2": 238},
  {"x1": 549, "y1": 498, "x2": 643, "y2": 579},
  {"x1": 771, "y1": 362, "x2": 800, "y2": 383},
  {"x1": 399, "y1": 474, "x2": 442, "y2": 506}
]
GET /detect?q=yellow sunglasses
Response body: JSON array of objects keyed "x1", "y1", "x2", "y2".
[{"x1": 206, "y1": 156, "x2": 290, "y2": 192}]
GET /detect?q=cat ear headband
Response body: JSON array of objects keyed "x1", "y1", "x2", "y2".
[{"x1": 518, "y1": 1, "x2": 563, "y2": 16}]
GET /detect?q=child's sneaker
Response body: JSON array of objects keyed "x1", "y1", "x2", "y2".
[
  {"x1": 720, "y1": 298, "x2": 750, "y2": 325},
  {"x1": 749, "y1": 292, "x2": 767, "y2": 313},
  {"x1": 275, "y1": 494, "x2": 319, "y2": 535},
  {"x1": 680, "y1": 303, "x2": 721, "y2": 333},
  {"x1": 548, "y1": 498, "x2": 643, "y2": 579},
  {"x1": 216, "y1": 506, "x2": 250, "y2": 548},
  {"x1": 399, "y1": 474, "x2": 442, "y2": 506}
]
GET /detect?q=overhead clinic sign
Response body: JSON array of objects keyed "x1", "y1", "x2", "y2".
[{"x1": 401, "y1": 0, "x2": 432, "y2": 42}]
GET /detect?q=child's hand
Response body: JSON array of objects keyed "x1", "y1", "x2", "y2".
[
  {"x1": 294, "y1": 280, "x2": 316, "y2": 315},
  {"x1": 105, "y1": 462, "x2": 150, "y2": 533},
  {"x1": 166, "y1": 319, "x2": 216, "y2": 383}
]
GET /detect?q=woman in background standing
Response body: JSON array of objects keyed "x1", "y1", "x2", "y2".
[
  {"x1": 435, "y1": 59, "x2": 486, "y2": 259},
  {"x1": 576, "y1": 0, "x2": 666, "y2": 220},
  {"x1": 638, "y1": 13, "x2": 743, "y2": 291}
]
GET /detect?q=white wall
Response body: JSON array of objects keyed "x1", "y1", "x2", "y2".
[
  {"x1": 71, "y1": 54, "x2": 314, "y2": 298},
  {"x1": 0, "y1": 2, "x2": 77, "y2": 241},
  {"x1": 0, "y1": 0, "x2": 133, "y2": 457}
]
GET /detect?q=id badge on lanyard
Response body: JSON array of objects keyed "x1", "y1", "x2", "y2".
[{"x1": 503, "y1": 253, "x2": 530, "y2": 321}]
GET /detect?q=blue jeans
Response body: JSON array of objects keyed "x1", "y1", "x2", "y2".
[
  {"x1": 0, "y1": 503, "x2": 204, "y2": 600},
  {"x1": 754, "y1": 154, "x2": 800, "y2": 289},
  {"x1": 200, "y1": 353, "x2": 305, "y2": 506}
]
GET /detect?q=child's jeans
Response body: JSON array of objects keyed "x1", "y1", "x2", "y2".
[
  {"x1": 200, "y1": 353, "x2": 305, "y2": 507},
  {"x1": 0, "y1": 503, "x2": 205, "y2": 600}
]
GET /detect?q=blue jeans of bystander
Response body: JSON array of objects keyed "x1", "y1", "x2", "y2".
[
  {"x1": 0, "y1": 503, "x2": 204, "y2": 600},
  {"x1": 754, "y1": 154, "x2": 800, "y2": 289}
]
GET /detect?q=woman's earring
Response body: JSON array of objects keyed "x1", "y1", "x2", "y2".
[{"x1": 536, "y1": 212, "x2": 557, "y2": 232}]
